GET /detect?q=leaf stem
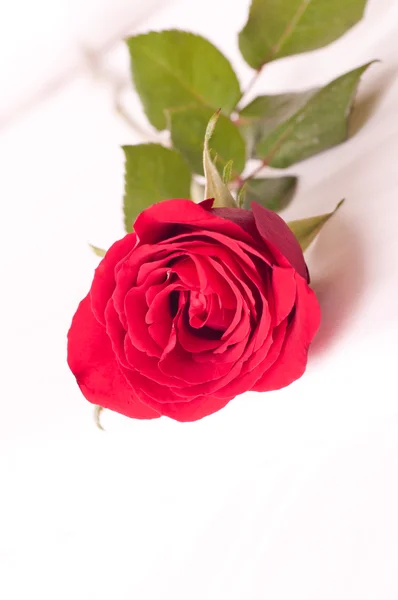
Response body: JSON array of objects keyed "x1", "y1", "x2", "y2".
[
  {"x1": 237, "y1": 122, "x2": 296, "y2": 187},
  {"x1": 94, "y1": 406, "x2": 105, "y2": 431},
  {"x1": 238, "y1": 0, "x2": 310, "y2": 108},
  {"x1": 239, "y1": 67, "x2": 264, "y2": 107},
  {"x1": 241, "y1": 159, "x2": 269, "y2": 184}
]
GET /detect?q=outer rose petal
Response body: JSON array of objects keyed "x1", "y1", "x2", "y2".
[
  {"x1": 139, "y1": 389, "x2": 233, "y2": 422},
  {"x1": 253, "y1": 273, "x2": 321, "y2": 392},
  {"x1": 91, "y1": 233, "x2": 137, "y2": 325},
  {"x1": 271, "y1": 266, "x2": 297, "y2": 325},
  {"x1": 212, "y1": 207, "x2": 259, "y2": 240},
  {"x1": 133, "y1": 199, "x2": 256, "y2": 246},
  {"x1": 251, "y1": 202, "x2": 308, "y2": 282},
  {"x1": 67, "y1": 294, "x2": 159, "y2": 419}
]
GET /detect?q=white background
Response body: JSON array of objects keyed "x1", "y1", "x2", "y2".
[{"x1": 1, "y1": 0, "x2": 398, "y2": 598}]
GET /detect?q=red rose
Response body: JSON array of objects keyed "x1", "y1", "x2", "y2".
[{"x1": 67, "y1": 199, "x2": 320, "y2": 422}]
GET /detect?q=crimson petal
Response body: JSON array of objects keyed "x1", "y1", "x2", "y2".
[
  {"x1": 141, "y1": 390, "x2": 233, "y2": 422},
  {"x1": 253, "y1": 273, "x2": 320, "y2": 391},
  {"x1": 271, "y1": 266, "x2": 297, "y2": 326},
  {"x1": 67, "y1": 295, "x2": 159, "y2": 419},
  {"x1": 90, "y1": 233, "x2": 137, "y2": 325},
  {"x1": 134, "y1": 199, "x2": 257, "y2": 246},
  {"x1": 251, "y1": 202, "x2": 308, "y2": 281},
  {"x1": 124, "y1": 287, "x2": 162, "y2": 357}
]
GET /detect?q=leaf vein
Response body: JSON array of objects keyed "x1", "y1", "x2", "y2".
[
  {"x1": 263, "y1": 0, "x2": 312, "y2": 64},
  {"x1": 136, "y1": 45, "x2": 211, "y2": 109}
]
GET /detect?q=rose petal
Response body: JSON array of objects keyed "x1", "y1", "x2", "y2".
[
  {"x1": 140, "y1": 389, "x2": 233, "y2": 422},
  {"x1": 134, "y1": 199, "x2": 257, "y2": 246},
  {"x1": 188, "y1": 291, "x2": 208, "y2": 327},
  {"x1": 212, "y1": 207, "x2": 259, "y2": 240},
  {"x1": 199, "y1": 198, "x2": 215, "y2": 210},
  {"x1": 163, "y1": 231, "x2": 272, "y2": 276},
  {"x1": 205, "y1": 257, "x2": 252, "y2": 343},
  {"x1": 177, "y1": 309, "x2": 221, "y2": 353},
  {"x1": 124, "y1": 287, "x2": 162, "y2": 358},
  {"x1": 104, "y1": 299, "x2": 129, "y2": 366},
  {"x1": 146, "y1": 282, "x2": 183, "y2": 325},
  {"x1": 192, "y1": 253, "x2": 237, "y2": 310},
  {"x1": 187, "y1": 291, "x2": 275, "y2": 399},
  {"x1": 200, "y1": 294, "x2": 234, "y2": 332},
  {"x1": 121, "y1": 366, "x2": 185, "y2": 404},
  {"x1": 172, "y1": 257, "x2": 201, "y2": 290},
  {"x1": 145, "y1": 278, "x2": 173, "y2": 310},
  {"x1": 90, "y1": 233, "x2": 137, "y2": 325},
  {"x1": 124, "y1": 337, "x2": 179, "y2": 386},
  {"x1": 271, "y1": 266, "x2": 297, "y2": 326},
  {"x1": 253, "y1": 273, "x2": 320, "y2": 391},
  {"x1": 217, "y1": 319, "x2": 288, "y2": 399},
  {"x1": 159, "y1": 342, "x2": 233, "y2": 384},
  {"x1": 251, "y1": 202, "x2": 308, "y2": 282},
  {"x1": 67, "y1": 294, "x2": 159, "y2": 419},
  {"x1": 113, "y1": 244, "x2": 162, "y2": 327},
  {"x1": 137, "y1": 253, "x2": 179, "y2": 285}
]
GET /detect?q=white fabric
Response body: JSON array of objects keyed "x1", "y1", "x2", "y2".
[{"x1": 1, "y1": 0, "x2": 398, "y2": 597}]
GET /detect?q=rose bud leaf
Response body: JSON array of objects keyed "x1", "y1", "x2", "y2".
[
  {"x1": 123, "y1": 143, "x2": 191, "y2": 231},
  {"x1": 168, "y1": 105, "x2": 246, "y2": 176},
  {"x1": 288, "y1": 200, "x2": 344, "y2": 252},
  {"x1": 239, "y1": 0, "x2": 368, "y2": 69},
  {"x1": 89, "y1": 244, "x2": 106, "y2": 258},
  {"x1": 222, "y1": 159, "x2": 234, "y2": 184},
  {"x1": 203, "y1": 111, "x2": 237, "y2": 208},
  {"x1": 237, "y1": 183, "x2": 248, "y2": 208}
]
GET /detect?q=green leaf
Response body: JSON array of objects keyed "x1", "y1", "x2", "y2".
[
  {"x1": 239, "y1": 63, "x2": 371, "y2": 168},
  {"x1": 203, "y1": 112, "x2": 237, "y2": 208},
  {"x1": 237, "y1": 183, "x2": 248, "y2": 208},
  {"x1": 223, "y1": 160, "x2": 234, "y2": 184},
  {"x1": 168, "y1": 106, "x2": 246, "y2": 176},
  {"x1": 239, "y1": 0, "x2": 368, "y2": 69},
  {"x1": 89, "y1": 244, "x2": 106, "y2": 258},
  {"x1": 123, "y1": 144, "x2": 191, "y2": 231},
  {"x1": 239, "y1": 90, "x2": 315, "y2": 157},
  {"x1": 242, "y1": 176, "x2": 298, "y2": 211},
  {"x1": 288, "y1": 199, "x2": 344, "y2": 251},
  {"x1": 127, "y1": 30, "x2": 241, "y2": 130}
]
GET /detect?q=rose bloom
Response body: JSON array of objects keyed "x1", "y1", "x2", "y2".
[{"x1": 67, "y1": 199, "x2": 320, "y2": 421}]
